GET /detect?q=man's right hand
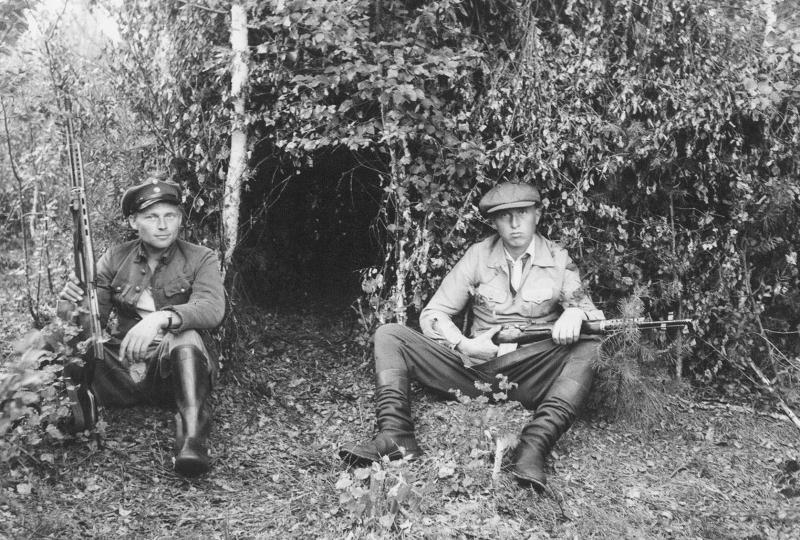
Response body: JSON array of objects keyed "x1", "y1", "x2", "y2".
[
  {"x1": 59, "y1": 273, "x2": 85, "y2": 303},
  {"x1": 455, "y1": 326, "x2": 501, "y2": 360}
]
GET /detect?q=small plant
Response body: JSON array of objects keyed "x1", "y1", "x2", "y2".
[
  {"x1": 335, "y1": 456, "x2": 430, "y2": 533},
  {"x1": 447, "y1": 375, "x2": 525, "y2": 483},
  {"x1": 590, "y1": 290, "x2": 686, "y2": 429},
  {"x1": 1, "y1": 316, "x2": 103, "y2": 464},
  {"x1": 451, "y1": 373, "x2": 519, "y2": 406}
]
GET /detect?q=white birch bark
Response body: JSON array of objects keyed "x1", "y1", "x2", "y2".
[
  {"x1": 763, "y1": 0, "x2": 777, "y2": 48},
  {"x1": 223, "y1": 1, "x2": 249, "y2": 275},
  {"x1": 30, "y1": 183, "x2": 38, "y2": 242}
]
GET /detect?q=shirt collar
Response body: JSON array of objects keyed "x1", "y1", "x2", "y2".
[
  {"x1": 489, "y1": 233, "x2": 554, "y2": 269},
  {"x1": 503, "y1": 239, "x2": 536, "y2": 264}
]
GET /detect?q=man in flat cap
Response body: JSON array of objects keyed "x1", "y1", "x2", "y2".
[
  {"x1": 340, "y1": 181, "x2": 604, "y2": 491},
  {"x1": 59, "y1": 175, "x2": 225, "y2": 476}
]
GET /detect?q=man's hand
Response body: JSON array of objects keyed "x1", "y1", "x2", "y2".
[
  {"x1": 552, "y1": 307, "x2": 586, "y2": 345},
  {"x1": 59, "y1": 272, "x2": 85, "y2": 303},
  {"x1": 456, "y1": 326, "x2": 501, "y2": 360},
  {"x1": 119, "y1": 311, "x2": 170, "y2": 366}
]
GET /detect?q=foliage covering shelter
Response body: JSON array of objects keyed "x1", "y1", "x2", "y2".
[{"x1": 1, "y1": 0, "x2": 799, "y2": 394}]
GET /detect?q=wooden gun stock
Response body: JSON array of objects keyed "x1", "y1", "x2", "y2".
[{"x1": 493, "y1": 318, "x2": 695, "y2": 345}]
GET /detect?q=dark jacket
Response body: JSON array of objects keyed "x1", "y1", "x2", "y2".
[{"x1": 96, "y1": 239, "x2": 225, "y2": 338}]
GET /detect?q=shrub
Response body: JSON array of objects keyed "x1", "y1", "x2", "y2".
[
  {"x1": 249, "y1": 0, "x2": 800, "y2": 394},
  {"x1": 0, "y1": 318, "x2": 101, "y2": 464}
]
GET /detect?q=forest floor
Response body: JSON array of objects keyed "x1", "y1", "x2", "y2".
[{"x1": 1, "y1": 280, "x2": 799, "y2": 538}]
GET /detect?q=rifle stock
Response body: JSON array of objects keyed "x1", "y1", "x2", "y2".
[{"x1": 493, "y1": 318, "x2": 695, "y2": 345}]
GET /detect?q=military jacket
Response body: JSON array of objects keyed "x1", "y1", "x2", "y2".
[
  {"x1": 419, "y1": 233, "x2": 602, "y2": 345},
  {"x1": 96, "y1": 239, "x2": 225, "y2": 338}
]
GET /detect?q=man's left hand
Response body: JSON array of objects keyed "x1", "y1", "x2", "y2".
[
  {"x1": 551, "y1": 307, "x2": 586, "y2": 345},
  {"x1": 119, "y1": 311, "x2": 170, "y2": 366}
]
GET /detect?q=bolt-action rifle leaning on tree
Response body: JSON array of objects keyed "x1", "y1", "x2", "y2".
[
  {"x1": 493, "y1": 317, "x2": 695, "y2": 345},
  {"x1": 59, "y1": 104, "x2": 102, "y2": 432}
]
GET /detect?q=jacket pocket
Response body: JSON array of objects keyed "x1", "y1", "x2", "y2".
[
  {"x1": 476, "y1": 282, "x2": 508, "y2": 307},
  {"x1": 520, "y1": 284, "x2": 556, "y2": 318},
  {"x1": 109, "y1": 277, "x2": 134, "y2": 305},
  {"x1": 521, "y1": 287, "x2": 553, "y2": 304},
  {"x1": 164, "y1": 276, "x2": 192, "y2": 302}
]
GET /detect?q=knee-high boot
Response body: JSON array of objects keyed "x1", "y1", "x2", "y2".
[
  {"x1": 171, "y1": 345, "x2": 212, "y2": 476},
  {"x1": 63, "y1": 357, "x2": 98, "y2": 433},
  {"x1": 339, "y1": 368, "x2": 422, "y2": 466},
  {"x1": 510, "y1": 359, "x2": 594, "y2": 491}
]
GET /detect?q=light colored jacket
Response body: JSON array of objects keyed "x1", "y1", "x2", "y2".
[{"x1": 419, "y1": 233, "x2": 602, "y2": 345}]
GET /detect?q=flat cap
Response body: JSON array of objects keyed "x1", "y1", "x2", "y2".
[
  {"x1": 121, "y1": 178, "x2": 182, "y2": 216},
  {"x1": 478, "y1": 182, "x2": 541, "y2": 214}
]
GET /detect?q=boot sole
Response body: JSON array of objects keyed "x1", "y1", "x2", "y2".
[
  {"x1": 339, "y1": 450, "x2": 378, "y2": 467},
  {"x1": 67, "y1": 386, "x2": 97, "y2": 432},
  {"x1": 175, "y1": 456, "x2": 210, "y2": 477},
  {"x1": 510, "y1": 469, "x2": 546, "y2": 493}
]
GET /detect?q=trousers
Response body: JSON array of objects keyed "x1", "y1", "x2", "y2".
[
  {"x1": 92, "y1": 330, "x2": 214, "y2": 408},
  {"x1": 373, "y1": 323, "x2": 599, "y2": 410}
]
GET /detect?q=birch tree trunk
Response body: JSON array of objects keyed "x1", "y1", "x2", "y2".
[
  {"x1": 762, "y1": 0, "x2": 776, "y2": 48},
  {"x1": 30, "y1": 183, "x2": 38, "y2": 242},
  {"x1": 223, "y1": 1, "x2": 249, "y2": 275}
]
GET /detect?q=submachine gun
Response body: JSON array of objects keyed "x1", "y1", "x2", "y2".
[
  {"x1": 493, "y1": 317, "x2": 695, "y2": 345},
  {"x1": 61, "y1": 105, "x2": 102, "y2": 431}
]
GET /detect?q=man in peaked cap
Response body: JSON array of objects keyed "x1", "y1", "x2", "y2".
[
  {"x1": 59, "y1": 175, "x2": 225, "y2": 476},
  {"x1": 340, "y1": 181, "x2": 605, "y2": 492}
]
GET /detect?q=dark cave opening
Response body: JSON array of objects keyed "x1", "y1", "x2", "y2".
[{"x1": 233, "y1": 150, "x2": 385, "y2": 311}]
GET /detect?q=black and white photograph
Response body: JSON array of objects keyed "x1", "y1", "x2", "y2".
[{"x1": 1, "y1": 0, "x2": 798, "y2": 537}]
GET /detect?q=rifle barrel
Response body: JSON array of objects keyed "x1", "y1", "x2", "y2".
[
  {"x1": 494, "y1": 318, "x2": 694, "y2": 344},
  {"x1": 64, "y1": 110, "x2": 104, "y2": 360}
]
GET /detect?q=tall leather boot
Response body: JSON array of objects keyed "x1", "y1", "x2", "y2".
[
  {"x1": 171, "y1": 345, "x2": 212, "y2": 477},
  {"x1": 63, "y1": 357, "x2": 98, "y2": 433},
  {"x1": 339, "y1": 368, "x2": 422, "y2": 466},
  {"x1": 510, "y1": 361, "x2": 594, "y2": 492}
]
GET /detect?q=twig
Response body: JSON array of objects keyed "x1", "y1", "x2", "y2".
[
  {"x1": 547, "y1": 482, "x2": 569, "y2": 519},
  {"x1": 177, "y1": 1, "x2": 227, "y2": 15},
  {"x1": 491, "y1": 433, "x2": 517, "y2": 482},
  {"x1": 675, "y1": 394, "x2": 796, "y2": 425},
  {"x1": 669, "y1": 465, "x2": 688, "y2": 478},
  {"x1": 0, "y1": 98, "x2": 40, "y2": 326},
  {"x1": 669, "y1": 190, "x2": 684, "y2": 378},
  {"x1": 745, "y1": 357, "x2": 800, "y2": 432},
  {"x1": 740, "y1": 249, "x2": 767, "y2": 337},
  {"x1": 73, "y1": 448, "x2": 102, "y2": 467},
  {"x1": 16, "y1": 445, "x2": 43, "y2": 468},
  {"x1": 737, "y1": 248, "x2": 800, "y2": 431}
]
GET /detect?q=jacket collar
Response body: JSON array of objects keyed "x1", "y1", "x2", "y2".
[
  {"x1": 133, "y1": 239, "x2": 179, "y2": 266},
  {"x1": 487, "y1": 233, "x2": 554, "y2": 269},
  {"x1": 531, "y1": 234, "x2": 555, "y2": 267}
]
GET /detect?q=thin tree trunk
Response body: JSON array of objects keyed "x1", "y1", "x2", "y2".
[
  {"x1": 1, "y1": 98, "x2": 40, "y2": 326},
  {"x1": 669, "y1": 192, "x2": 683, "y2": 378},
  {"x1": 223, "y1": 1, "x2": 249, "y2": 276},
  {"x1": 30, "y1": 183, "x2": 38, "y2": 241}
]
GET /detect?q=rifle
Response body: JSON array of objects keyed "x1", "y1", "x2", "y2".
[
  {"x1": 493, "y1": 318, "x2": 694, "y2": 345},
  {"x1": 61, "y1": 105, "x2": 101, "y2": 431}
]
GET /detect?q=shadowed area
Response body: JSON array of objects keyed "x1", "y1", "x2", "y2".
[{"x1": 233, "y1": 150, "x2": 384, "y2": 309}]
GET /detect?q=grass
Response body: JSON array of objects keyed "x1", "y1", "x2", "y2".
[{"x1": 1, "y1": 283, "x2": 799, "y2": 538}]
